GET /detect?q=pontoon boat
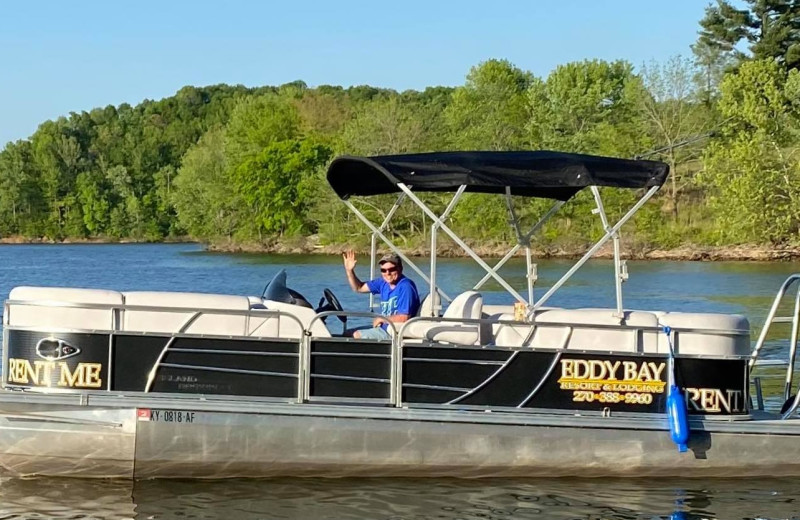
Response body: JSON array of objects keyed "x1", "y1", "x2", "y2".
[{"x1": 2, "y1": 151, "x2": 799, "y2": 478}]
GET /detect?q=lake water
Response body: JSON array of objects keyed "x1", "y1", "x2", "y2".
[{"x1": 0, "y1": 243, "x2": 798, "y2": 519}]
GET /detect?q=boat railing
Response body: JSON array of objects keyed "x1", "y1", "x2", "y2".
[
  {"x1": 308, "y1": 310, "x2": 396, "y2": 335},
  {"x1": 748, "y1": 274, "x2": 800, "y2": 418},
  {"x1": 3, "y1": 299, "x2": 307, "y2": 339},
  {"x1": 399, "y1": 315, "x2": 749, "y2": 347},
  {"x1": 2, "y1": 298, "x2": 752, "y2": 409},
  {"x1": 308, "y1": 311, "x2": 398, "y2": 403}
]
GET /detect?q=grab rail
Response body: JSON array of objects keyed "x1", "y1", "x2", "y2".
[
  {"x1": 4, "y1": 299, "x2": 307, "y2": 339},
  {"x1": 400, "y1": 315, "x2": 749, "y2": 345},
  {"x1": 3, "y1": 298, "x2": 308, "y2": 400},
  {"x1": 3, "y1": 296, "x2": 755, "y2": 411},
  {"x1": 308, "y1": 310, "x2": 398, "y2": 404},
  {"x1": 748, "y1": 274, "x2": 800, "y2": 418},
  {"x1": 144, "y1": 312, "x2": 202, "y2": 393}
]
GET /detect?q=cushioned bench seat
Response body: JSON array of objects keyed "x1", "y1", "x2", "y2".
[
  {"x1": 123, "y1": 292, "x2": 330, "y2": 338},
  {"x1": 403, "y1": 291, "x2": 483, "y2": 345},
  {"x1": 122, "y1": 291, "x2": 252, "y2": 336},
  {"x1": 7, "y1": 286, "x2": 123, "y2": 330},
  {"x1": 258, "y1": 300, "x2": 330, "y2": 338},
  {"x1": 657, "y1": 312, "x2": 749, "y2": 355},
  {"x1": 493, "y1": 309, "x2": 661, "y2": 352},
  {"x1": 6, "y1": 286, "x2": 329, "y2": 339},
  {"x1": 491, "y1": 308, "x2": 750, "y2": 355}
]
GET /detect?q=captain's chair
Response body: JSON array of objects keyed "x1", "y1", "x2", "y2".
[
  {"x1": 403, "y1": 291, "x2": 483, "y2": 345},
  {"x1": 418, "y1": 291, "x2": 442, "y2": 317}
]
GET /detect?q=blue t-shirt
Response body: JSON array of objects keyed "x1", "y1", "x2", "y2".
[{"x1": 366, "y1": 276, "x2": 420, "y2": 330}]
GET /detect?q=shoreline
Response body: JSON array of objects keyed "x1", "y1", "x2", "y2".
[
  {"x1": 2, "y1": 236, "x2": 800, "y2": 261},
  {"x1": 205, "y1": 240, "x2": 800, "y2": 262}
]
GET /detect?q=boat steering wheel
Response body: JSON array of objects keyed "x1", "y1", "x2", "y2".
[{"x1": 317, "y1": 288, "x2": 347, "y2": 326}]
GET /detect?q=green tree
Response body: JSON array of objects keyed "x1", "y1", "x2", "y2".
[
  {"x1": 339, "y1": 95, "x2": 431, "y2": 155},
  {"x1": 173, "y1": 127, "x2": 238, "y2": 240},
  {"x1": 526, "y1": 59, "x2": 646, "y2": 156},
  {"x1": 445, "y1": 59, "x2": 533, "y2": 150},
  {"x1": 75, "y1": 171, "x2": 110, "y2": 235},
  {"x1": 295, "y1": 90, "x2": 352, "y2": 140},
  {"x1": 696, "y1": 1, "x2": 800, "y2": 69},
  {"x1": 153, "y1": 165, "x2": 177, "y2": 235},
  {"x1": 701, "y1": 59, "x2": 800, "y2": 243},
  {"x1": 0, "y1": 141, "x2": 43, "y2": 235},
  {"x1": 230, "y1": 139, "x2": 332, "y2": 238},
  {"x1": 692, "y1": 20, "x2": 738, "y2": 105},
  {"x1": 634, "y1": 56, "x2": 712, "y2": 217},
  {"x1": 224, "y1": 94, "x2": 301, "y2": 168}
]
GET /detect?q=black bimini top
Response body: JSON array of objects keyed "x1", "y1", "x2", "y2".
[{"x1": 326, "y1": 151, "x2": 669, "y2": 201}]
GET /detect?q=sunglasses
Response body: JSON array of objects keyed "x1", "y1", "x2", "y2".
[{"x1": 380, "y1": 266, "x2": 398, "y2": 274}]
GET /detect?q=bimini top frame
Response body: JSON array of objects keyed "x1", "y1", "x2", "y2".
[{"x1": 327, "y1": 151, "x2": 669, "y2": 318}]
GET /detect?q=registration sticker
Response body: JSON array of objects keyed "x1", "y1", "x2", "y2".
[
  {"x1": 149, "y1": 410, "x2": 196, "y2": 423},
  {"x1": 137, "y1": 409, "x2": 151, "y2": 421}
]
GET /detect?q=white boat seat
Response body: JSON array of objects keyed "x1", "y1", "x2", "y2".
[
  {"x1": 491, "y1": 307, "x2": 750, "y2": 355},
  {"x1": 418, "y1": 292, "x2": 442, "y2": 317},
  {"x1": 657, "y1": 312, "x2": 750, "y2": 355},
  {"x1": 404, "y1": 291, "x2": 483, "y2": 345},
  {"x1": 259, "y1": 300, "x2": 330, "y2": 338},
  {"x1": 247, "y1": 297, "x2": 333, "y2": 338},
  {"x1": 7, "y1": 286, "x2": 123, "y2": 330},
  {"x1": 494, "y1": 309, "x2": 661, "y2": 352},
  {"x1": 247, "y1": 296, "x2": 267, "y2": 309},
  {"x1": 481, "y1": 304, "x2": 515, "y2": 317},
  {"x1": 122, "y1": 291, "x2": 252, "y2": 336}
]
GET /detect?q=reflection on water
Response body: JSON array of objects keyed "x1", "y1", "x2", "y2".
[
  {"x1": 0, "y1": 478, "x2": 135, "y2": 519},
  {"x1": 0, "y1": 477, "x2": 799, "y2": 520}
]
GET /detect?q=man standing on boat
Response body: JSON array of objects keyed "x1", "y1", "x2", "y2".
[{"x1": 343, "y1": 250, "x2": 420, "y2": 340}]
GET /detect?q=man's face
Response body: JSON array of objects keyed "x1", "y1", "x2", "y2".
[{"x1": 380, "y1": 262, "x2": 401, "y2": 284}]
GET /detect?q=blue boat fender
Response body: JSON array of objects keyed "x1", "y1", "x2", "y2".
[
  {"x1": 667, "y1": 384, "x2": 690, "y2": 452},
  {"x1": 663, "y1": 326, "x2": 690, "y2": 452}
]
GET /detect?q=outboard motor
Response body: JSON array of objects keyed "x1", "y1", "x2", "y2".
[{"x1": 261, "y1": 269, "x2": 312, "y2": 308}]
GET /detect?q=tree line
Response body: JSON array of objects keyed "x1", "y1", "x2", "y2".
[{"x1": 2, "y1": 0, "x2": 800, "y2": 251}]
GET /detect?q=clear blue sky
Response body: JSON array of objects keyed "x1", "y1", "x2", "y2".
[{"x1": 1, "y1": 0, "x2": 708, "y2": 147}]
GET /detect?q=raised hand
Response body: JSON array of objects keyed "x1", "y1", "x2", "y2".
[{"x1": 342, "y1": 250, "x2": 358, "y2": 272}]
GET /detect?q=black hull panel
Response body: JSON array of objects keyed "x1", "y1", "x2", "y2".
[{"x1": 4, "y1": 330, "x2": 748, "y2": 416}]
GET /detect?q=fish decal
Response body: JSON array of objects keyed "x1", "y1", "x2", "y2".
[{"x1": 35, "y1": 338, "x2": 81, "y2": 361}]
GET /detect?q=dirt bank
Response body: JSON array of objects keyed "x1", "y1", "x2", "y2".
[
  {"x1": 205, "y1": 237, "x2": 800, "y2": 262},
  {"x1": 4, "y1": 235, "x2": 799, "y2": 261}
]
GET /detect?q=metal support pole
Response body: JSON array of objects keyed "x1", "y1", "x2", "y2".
[
  {"x1": 429, "y1": 223, "x2": 438, "y2": 316},
  {"x1": 505, "y1": 188, "x2": 533, "y2": 306},
  {"x1": 343, "y1": 200, "x2": 452, "y2": 303},
  {"x1": 505, "y1": 188, "x2": 525, "y2": 244},
  {"x1": 370, "y1": 194, "x2": 407, "y2": 311},
  {"x1": 786, "y1": 286, "x2": 800, "y2": 400},
  {"x1": 591, "y1": 187, "x2": 624, "y2": 318},
  {"x1": 398, "y1": 184, "x2": 528, "y2": 303},
  {"x1": 526, "y1": 246, "x2": 534, "y2": 304},
  {"x1": 369, "y1": 233, "x2": 377, "y2": 311},
  {"x1": 473, "y1": 201, "x2": 564, "y2": 293},
  {"x1": 523, "y1": 201, "x2": 565, "y2": 243},
  {"x1": 429, "y1": 187, "x2": 466, "y2": 315},
  {"x1": 474, "y1": 244, "x2": 521, "y2": 290},
  {"x1": 750, "y1": 274, "x2": 800, "y2": 368},
  {"x1": 533, "y1": 186, "x2": 659, "y2": 311}
]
